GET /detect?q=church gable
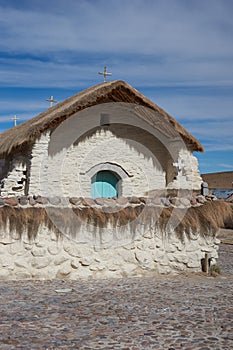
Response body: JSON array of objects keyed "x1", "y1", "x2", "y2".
[
  {"x1": 0, "y1": 81, "x2": 203, "y2": 197},
  {"x1": 0, "y1": 80, "x2": 203, "y2": 157}
]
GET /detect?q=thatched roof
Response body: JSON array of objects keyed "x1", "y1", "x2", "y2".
[{"x1": 0, "y1": 80, "x2": 204, "y2": 155}]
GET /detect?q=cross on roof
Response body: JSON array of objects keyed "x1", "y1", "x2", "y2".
[
  {"x1": 46, "y1": 95, "x2": 57, "y2": 108},
  {"x1": 173, "y1": 159, "x2": 185, "y2": 177},
  {"x1": 98, "y1": 66, "x2": 112, "y2": 82},
  {"x1": 11, "y1": 115, "x2": 20, "y2": 127}
]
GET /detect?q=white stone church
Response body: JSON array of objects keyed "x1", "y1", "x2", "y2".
[
  {"x1": 0, "y1": 80, "x2": 203, "y2": 198},
  {"x1": 0, "y1": 80, "x2": 225, "y2": 280}
]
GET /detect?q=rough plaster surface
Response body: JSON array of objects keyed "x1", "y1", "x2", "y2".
[
  {"x1": 29, "y1": 128, "x2": 202, "y2": 197},
  {"x1": 0, "y1": 221, "x2": 219, "y2": 280},
  {"x1": 167, "y1": 149, "x2": 203, "y2": 190},
  {"x1": 1, "y1": 124, "x2": 202, "y2": 197},
  {"x1": 1, "y1": 158, "x2": 27, "y2": 197}
]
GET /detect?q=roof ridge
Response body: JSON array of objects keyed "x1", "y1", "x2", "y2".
[{"x1": 0, "y1": 80, "x2": 204, "y2": 154}]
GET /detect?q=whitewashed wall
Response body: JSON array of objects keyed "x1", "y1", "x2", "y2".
[
  {"x1": 0, "y1": 222, "x2": 220, "y2": 280},
  {"x1": 60, "y1": 128, "x2": 167, "y2": 197},
  {"x1": 29, "y1": 127, "x2": 167, "y2": 197},
  {"x1": 29, "y1": 132, "x2": 50, "y2": 196},
  {"x1": 27, "y1": 133, "x2": 202, "y2": 198},
  {"x1": 168, "y1": 149, "x2": 203, "y2": 190}
]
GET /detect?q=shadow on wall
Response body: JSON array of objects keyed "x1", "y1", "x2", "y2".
[{"x1": 74, "y1": 124, "x2": 175, "y2": 185}]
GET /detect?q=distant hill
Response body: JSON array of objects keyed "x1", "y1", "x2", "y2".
[{"x1": 202, "y1": 171, "x2": 233, "y2": 189}]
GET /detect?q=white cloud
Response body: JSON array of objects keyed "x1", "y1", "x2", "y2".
[
  {"x1": 0, "y1": 0, "x2": 232, "y2": 57},
  {"x1": 204, "y1": 144, "x2": 233, "y2": 152},
  {"x1": 0, "y1": 114, "x2": 33, "y2": 123},
  {"x1": 0, "y1": 0, "x2": 232, "y2": 91},
  {"x1": 218, "y1": 163, "x2": 233, "y2": 169},
  {"x1": 185, "y1": 120, "x2": 233, "y2": 138},
  {"x1": 149, "y1": 95, "x2": 233, "y2": 122},
  {"x1": 0, "y1": 54, "x2": 233, "y2": 90},
  {"x1": 0, "y1": 97, "x2": 48, "y2": 122},
  {"x1": 179, "y1": 118, "x2": 233, "y2": 152},
  {"x1": 0, "y1": 99, "x2": 44, "y2": 112}
]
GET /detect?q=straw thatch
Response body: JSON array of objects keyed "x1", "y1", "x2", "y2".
[
  {"x1": 1, "y1": 201, "x2": 232, "y2": 240},
  {"x1": 0, "y1": 80, "x2": 203, "y2": 155}
]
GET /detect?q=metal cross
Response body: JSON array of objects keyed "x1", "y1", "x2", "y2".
[
  {"x1": 11, "y1": 115, "x2": 20, "y2": 127},
  {"x1": 173, "y1": 159, "x2": 185, "y2": 177},
  {"x1": 98, "y1": 66, "x2": 112, "y2": 82},
  {"x1": 46, "y1": 95, "x2": 57, "y2": 108}
]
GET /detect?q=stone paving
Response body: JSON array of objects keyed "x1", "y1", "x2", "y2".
[{"x1": 0, "y1": 243, "x2": 233, "y2": 350}]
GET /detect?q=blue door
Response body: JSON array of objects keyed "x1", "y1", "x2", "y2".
[{"x1": 91, "y1": 170, "x2": 119, "y2": 199}]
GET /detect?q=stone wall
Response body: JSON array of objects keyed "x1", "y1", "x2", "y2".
[
  {"x1": 0, "y1": 157, "x2": 28, "y2": 197},
  {"x1": 167, "y1": 149, "x2": 202, "y2": 190},
  {"x1": 27, "y1": 127, "x2": 202, "y2": 198},
  {"x1": 29, "y1": 132, "x2": 50, "y2": 196},
  {"x1": 0, "y1": 221, "x2": 219, "y2": 280},
  {"x1": 29, "y1": 127, "x2": 167, "y2": 197},
  {"x1": 0, "y1": 195, "x2": 221, "y2": 280}
]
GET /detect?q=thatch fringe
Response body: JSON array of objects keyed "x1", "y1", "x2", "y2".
[
  {"x1": 0, "y1": 201, "x2": 232, "y2": 241},
  {"x1": 0, "y1": 207, "x2": 56, "y2": 240},
  {"x1": 175, "y1": 201, "x2": 233, "y2": 238}
]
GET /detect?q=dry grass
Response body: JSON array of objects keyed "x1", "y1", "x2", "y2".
[
  {"x1": 0, "y1": 207, "x2": 55, "y2": 240},
  {"x1": 0, "y1": 201, "x2": 232, "y2": 241},
  {"x1": 176, "y1": 201, "x2": 233, "y2": 238}
]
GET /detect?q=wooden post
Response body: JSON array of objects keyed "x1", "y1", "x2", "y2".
[{"x1": 204, "y1": 253, "x2": 209, "y2": 274}]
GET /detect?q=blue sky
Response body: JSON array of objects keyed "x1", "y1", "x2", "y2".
[{"x1": 0, "y1": 0, "x2": 232, "y2": 174}]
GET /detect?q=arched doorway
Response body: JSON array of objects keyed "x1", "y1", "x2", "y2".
[{"x1": 91, "y1": 170, "x2": 120, "y2": 199}]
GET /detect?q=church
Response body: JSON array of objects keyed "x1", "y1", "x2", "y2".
[
  {"x1": 0, "y1": 80, "x2": 228, "y2": 280},
  {"x1": 0, "y1": 80, "x2": 203, "y2": 198}
]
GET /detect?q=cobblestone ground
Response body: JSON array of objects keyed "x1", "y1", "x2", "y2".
[{"x1": 0, "y1": 244, "x2": 233, "y2": 350}]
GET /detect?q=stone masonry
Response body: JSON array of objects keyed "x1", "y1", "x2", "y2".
[
  {"x1": 0, "y1": 195, "x2": 220, "y2": 280},
  {"x1": 0, "y1": 127, "x2": 203, "y2": 198}
]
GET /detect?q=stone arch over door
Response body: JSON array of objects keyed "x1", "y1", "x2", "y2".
[
  {"x1": 87, "y1": 162, "x2": 131, "y2": 198},
  {"x1": 86, "y1": 162, "x2": 131, "y2": 180}
]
